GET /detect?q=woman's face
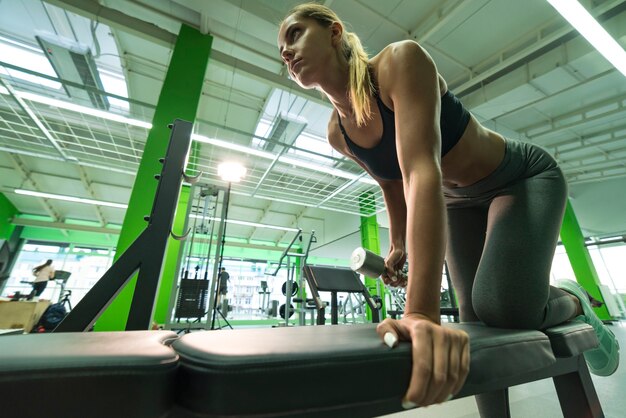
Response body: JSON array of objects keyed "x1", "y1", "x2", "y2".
[{"x1": 278, "y1": 15, "x2": 337, "y2": 89}]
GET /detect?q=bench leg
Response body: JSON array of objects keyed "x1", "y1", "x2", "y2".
[
  {"x1": 475, "y1": 388, "x2": 511, "y2": 418},
  {"x1": 553, "y1": 356, "x2": 604, "y2": 418}
]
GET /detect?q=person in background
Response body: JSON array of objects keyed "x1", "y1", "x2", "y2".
[
  {"x1": 217, "y1": 267, "x2": 230, "y2": 307},
  {"x1": 31, "y1": 259, "x2": 55, "y2": 298}
]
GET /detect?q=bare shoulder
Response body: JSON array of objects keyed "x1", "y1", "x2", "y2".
[
  {"x1": 326, "y1": 111, "x2": 350, "y2": 156},
  {"x1": 373, "y1": 41, "x2": 441, "y2": 104},
  {"x1": 377, "y1": 40, "x2": 435, "y2": 69}
]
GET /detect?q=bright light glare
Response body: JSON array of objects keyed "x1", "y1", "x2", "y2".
[
  {"x1": 0, "y1": 42, "x2": 62, "y2": 89},
  {"x1": 547, "y1": 0, "x2": 626, "y2": 77},
  {"x1": 218, "y1": 161, "x2": 247, "y2": 182}
]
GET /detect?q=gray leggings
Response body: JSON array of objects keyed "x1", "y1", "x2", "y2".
[{"x1": 444, "y1": 139, "x2": 577, "y2": 330}]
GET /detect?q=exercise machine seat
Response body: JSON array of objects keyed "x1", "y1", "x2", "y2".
[
  {"x1": 170, "y1": 321, "x2": 596, "y2": 417},
  {"x1": 0, "y1": 330, "x2": 179, "y2": 418}
]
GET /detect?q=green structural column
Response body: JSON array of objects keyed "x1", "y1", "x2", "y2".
[
  {"x1": 560, "y1": 199, "x2": 611, "y2": 320},
  {"x1": 0, "y1": 193, "x2": 21, "y2": 293},
  {"x1": 95, "y1": 24, "x2": 213, "y2": 331},
  {"x1": 359, "y1": 192, "x2": 386, "y2": 320},
  {"x1": 0, "y1": 192, "x2": 18, "y2": 240}
]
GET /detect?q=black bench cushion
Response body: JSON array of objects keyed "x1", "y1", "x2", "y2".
[
  {"x1": 172, "y1": 323, "x2": 554, "y2": 417},
  {"x1": 544, "y1": 320, "x2": 599, "y2": 357},
  {"x1": 305, "y1": 266, "x2": 364, "y2": 292},
  {"x1": 0, "y1": 330, "x2": 179, "y2": 418}
]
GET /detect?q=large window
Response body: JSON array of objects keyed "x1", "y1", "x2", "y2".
[
  {"x1": 211, "y1": 258, "x2": 287, "y2": 321},
  {"x1": 2, "y1": 241, "x2": 114, "y2": 307},
  {"x1": 550, "y1": 246, "x2": 577, "y2": 283}
]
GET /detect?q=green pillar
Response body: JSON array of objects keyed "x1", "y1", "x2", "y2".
[
  {"x1": 0, "y1": 193, "x2": 18, "y2": 240},
  {"x1": 95, "y1": 24, "x2": 213, "y2": 330},
  {"x1": 0, "y1": 194, "x2": 22, "y2": 293},
  {"x1": 359, "y1": 192, "x2": 386, "y2": 319},
  {"x1": 560, "y1": 199, "x2": 611, "y2": 320}
]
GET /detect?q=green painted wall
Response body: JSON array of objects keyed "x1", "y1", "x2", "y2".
[
  {"x1": 560, "y1": 199, "x2": 611, "y2": 320},
  {"x1": 95, "y1": 24, "x2": 213, "y2": 331},
  {"x1": 0, "y1": 193, "x2": 19, "y2": 240}
]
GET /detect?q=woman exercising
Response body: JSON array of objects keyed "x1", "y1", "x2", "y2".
[{"x1": 277, "y1": 2, "x2": 619, "y2": 411}]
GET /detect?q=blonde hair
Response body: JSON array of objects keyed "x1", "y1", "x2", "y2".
[{"x1": 283, "y1": 3, "x2": 374, "y2": 126}]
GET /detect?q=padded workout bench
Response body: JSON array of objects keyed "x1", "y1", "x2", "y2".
[{"x1": 0, "y1": 321, "x2": 602, "y2": 418}]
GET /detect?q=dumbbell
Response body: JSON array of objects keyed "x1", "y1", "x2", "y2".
[{"x1": 350, "y1": 247, "x2": 407, "y2": 282}]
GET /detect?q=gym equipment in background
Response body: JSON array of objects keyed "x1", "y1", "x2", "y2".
[
  {"x1": 266, "y1": 229, "x2": 316, "y2": 326},
  {"x1": 302, "y1": 265, "x2": 381, "y2": 325},
  {"x1": 165, "y1": 182, "x2": 232, "y2": 331}
]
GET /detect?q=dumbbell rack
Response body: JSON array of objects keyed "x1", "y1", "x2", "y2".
[{"x1": 54, "y1": 119, "x2": 194, "y2": 332}]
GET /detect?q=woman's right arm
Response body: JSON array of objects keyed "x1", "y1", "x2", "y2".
[
  {"x1": 378, "y1": 179, "x2": 408, "y2": 283},
  {"x1": 327, "y1": 120, "x2": 407, "y2": 285}
]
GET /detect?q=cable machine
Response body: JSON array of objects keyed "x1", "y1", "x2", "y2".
[
  {"x1": 266, "y1": 230, "x2": 316, "y2": 326},
  {"x1": 165, "y1": 182, "x2": 232, "y2": 332}
]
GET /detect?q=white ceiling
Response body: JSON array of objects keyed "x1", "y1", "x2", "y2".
[{"x1": 1, "y1": 0, "x2": 626, "y2": 260}]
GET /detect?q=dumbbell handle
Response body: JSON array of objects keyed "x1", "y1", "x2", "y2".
[{"x1": 350, "y1": 247, "x2": 408, "y2": 281}]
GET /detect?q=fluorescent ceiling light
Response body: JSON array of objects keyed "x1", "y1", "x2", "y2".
[
  {"x1": 192, "y1": 134, "x2": 275, "y2": 159},
  {"x1": 599, "y1": 235, "x2": 625, "y2": 242},
  {"x1": 16, "y1": 91, "x2": 151, "y2": 128},
  {"x1": 0, "y1": 85, "x2": 148, "y2": 128},
  {"x1": 547, "y1": 0, "x2": 626, "y2": 77},
  {"x1": 189, "y1": 214, "x2": 299, "y2": 232},
  {"x1": 14, "y1": 189, "x2": 128, "y2": 209}
]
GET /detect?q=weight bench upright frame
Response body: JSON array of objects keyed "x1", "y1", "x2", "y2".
[{"x1": 54, "y1": 119, "x2": 193, "y2": 332}]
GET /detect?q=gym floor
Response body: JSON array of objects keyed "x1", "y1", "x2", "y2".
[{"x1": 382, "y1": 321, "x2": 626, "y2": 418}]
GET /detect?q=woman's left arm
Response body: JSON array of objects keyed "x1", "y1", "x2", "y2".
[
  {"x1": 387, "y1": 41, "x2": 445, "y2": 322},
  {"x1": 375, "y1": 41, "x2": 469, "y2": 408}
]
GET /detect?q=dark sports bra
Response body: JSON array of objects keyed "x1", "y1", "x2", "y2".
[{"x1": 338, "y1": 90, "x2": 470, "y2": 180}]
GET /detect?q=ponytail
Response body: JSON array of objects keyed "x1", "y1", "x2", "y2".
[{"x1": 343, "y1": 32, "x2": 374, "y2": 127}]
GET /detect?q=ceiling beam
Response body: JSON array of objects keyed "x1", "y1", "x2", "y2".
[
  {"x1": 246, "y1": 202, "x2": 273, "y2": 242},
  {"x1": 488, "y1": 69, "x2": 615, "y2": 123},
  {"x1": 353, "y1": 0, "x2": 410, "y2": 36},
  {"x1": 76, "y1": 166, "x2": 109, "y2": 227},
  {"x1": 275, "y1": 209, "x2": 307, "y2": 245},
  {"x1": 11, "y1": 217, "x2": 121, "y2": 235},
  {"x1": 523, "y1": 94, "x2": 626, "y2": 141},
  {"x1": 549, "y1": 124, "x2": 626, "y2": 151},
  {"x1": 7, "y1": 153, "x2": 68, "y2": 236},
  {"x1": 46, "y1": 0, "x2": 329, "y2": 106},
  {"x1": 409, "y1": 0, "x2": 471, "y2": 43}
]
